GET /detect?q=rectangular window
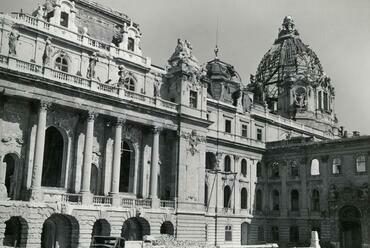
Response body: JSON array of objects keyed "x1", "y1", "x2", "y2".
[
  {"x1": 225, "y1": 119, "x2": 232, "y2": 133},
  {"x1": 291, "y1": 162, "x2": 299, "y2": 178},
  {"x1": 332, "y1": 158, "x2": 341, "y2": 174},
  {"x1": 323, "y1": 92, "x2": 328, "y2": 111},
  {"x1": 189, "y1": 91, "x2": 197, "y2": 108},
  {"x1": 289, "y1": 226, "x2": 299, "y2": 243},
  {"x1": 128, "y1": 37, "x2": 135, "y2": 52},
  {"x1": 256, "y1": 128, "x2": 263, "y2": 141},
  {"x1": 356, "y1": 155, "x2": 366, "y2": 173},
  {"x1": 271, "y1": 226, "x2": 279, "y2": 242},
  {"x1": 60, "y1": 12, "x2": 69, "y2": 28},
  {"x1": 241, "y1": 124, "x2": 248, "y2": 137},
  {"x1": 318, "y1": 91, "x2": 322, "y2": 110}
]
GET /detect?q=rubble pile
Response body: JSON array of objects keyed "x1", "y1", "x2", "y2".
[{"x1": 152, "y1": 235, "x2": 207, "y2": 248}]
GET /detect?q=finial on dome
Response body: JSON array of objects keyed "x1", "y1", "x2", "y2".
[
  {"x1": 214, "y1": 45, "x2": 219, "y2": 59},
  {"x1": 278, "y1": 15, "x2": 299, "y2": 38}
]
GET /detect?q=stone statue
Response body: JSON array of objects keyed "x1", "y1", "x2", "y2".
[
  {"x1": 42, "y1": 37, "x2": 53, "y2": 66},
  {"x1": 118, "y1": 65, "x2": 128, "y2": 86},
  {"x1": 153, "y1": 76, "x2": 161, "y2": 97},
  {"x1": 87, "y1": 52, "x2": 99, "y2": 79},
  {"x1": 8, "y1": 29, "x2": 20, "y2": 56},
  {"x1": 36, "y1": 4, "x2": 44, "y2": 19},
  {"x1": 112, "y1": 25, "x2": 123, "y2": 46}
]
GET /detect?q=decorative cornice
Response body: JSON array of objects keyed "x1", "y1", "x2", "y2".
[{"x1": 86, "y1": 110, "x2": 98, "y2": 121}]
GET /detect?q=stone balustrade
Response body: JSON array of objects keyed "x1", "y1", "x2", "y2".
[
  {"x1": 160, "y1": 200, "x2": 175, "y2": 209},
  {"x1": 92, "y1": 195, "x2": 113, "y2": 206},
  {"x1": 0, "y1": 54, "x2": 178, "y2": 113}
]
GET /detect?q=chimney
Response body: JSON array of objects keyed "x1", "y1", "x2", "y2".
[{"x1": 353, "y1": 131, "x2": 360, "y2": 137}]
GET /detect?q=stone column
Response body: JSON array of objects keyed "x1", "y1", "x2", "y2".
[
  {"x1": 111, "y1": 118, "x2": 125, "y2": 206},
  {"x1": 150, "y1": 126, "x2": 161, "y2": 207},
  {"x1": 30, "y1": 100, "x2": 51, "y2": 201},
  {"x1": 301, "y1": 158, "x2": 308, "y2": 216},
  {"x1": 81, "y1": 111, "x2": 97, "y2": 205}
]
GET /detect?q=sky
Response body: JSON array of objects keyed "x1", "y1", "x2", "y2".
[{"x1": 2, "y1": 0, "x2": 370, "y2": 135}]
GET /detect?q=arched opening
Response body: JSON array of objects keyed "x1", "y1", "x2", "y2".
[
  {"x1": 3, "y1": 154, "x2": 19, "y2": 200},
  {"x1": 123, "y1": 78, "x2": 136, "y2": 91},
  {"x1": 225, "y1": 225, "x2": 232, "y2": 241},
  {"x1": 339, "y1": 206, "x2": 362, "y2": 248},
  {"x1": 256, "y1": 189, "x2": 262, "y2": 211},
  {"x1": 241, "y1": 159, "x2": 247, "y2": 177},
  {"x1": 204, "y1": 183, "x2": 208, "y2": 206},
  {"x1": 241, "y1": 188, "x2": 248, "y2": 209},
  {"x1": 241, "y1": 222, "x2": 249, "y2": 245},
  {"x1": 310, "y1": 159, "x2": 320, "y2": 176},
  {"x1": 160, "y1": 221, "x2": 174, "y2": 236},
  {"x1": 121, "y1": 217, "x2": 150, "y2": 241},
  {"x1": 3, "y1": 216, "x2": 28, "y2": 247},
  {"x1": 272, "y1": 190, "x2": 280, "y2": 211},
  {"x1": 312, "y1": 189, "x2": 320, "y2": 211},
  {"x1": 224, "y1": 156, "x2": 231, "y2": 172},
  {"x1": 355, "y1": 155, "x2": 366, "y2": 173},
  {"x1": 256, "y1": 162, "x2": 262, "y2": 177},
  {"x1": 42, "y1": 127, "x2": 64, "y2": 187},
  {"x1": 91, "y1": 219, "x2": 111, "y2": 244},
  {"x1": 291, "y1": 190, "x2": 299, "y2": 211},
  {"x1": 90, "y1": 163, "x2": 99, "y2": 195},
  {"x1": 41, "y1": 214, "x2": 79, "y2": 248},
  {"x1": 205, "y1": 152, "x2": 216, "y2": 170},
  {"x1": 120, "y1": 141, "x2": 134, "y2": 193},
  {"x1": 54, "y1": 55, "x2": 69, "y2": 73},
  {"x1": 223, "y1": 186, "x2": 231, "y2": 208}
]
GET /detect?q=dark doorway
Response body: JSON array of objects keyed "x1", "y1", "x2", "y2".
[
  {"x1": 3, "y1": 216, "x2": 28, "y2": 247},
  {"x1": 42, "y1": 127, "x2": 64, "y2": 187},
  {"x1": 119, "y1": 141, "x2": 132, "y2": 192},
  {"x1": 121, "y1": 217, "x2": 150, "y2": 241},
  {"x1": 160, "y1": 221, "x2": 174, "y2": 235},
  {"x1": 339, "y1": 206, "x2": 362, "y2": 248}
]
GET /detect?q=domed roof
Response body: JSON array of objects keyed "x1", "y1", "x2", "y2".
[{"x1": 256, "y1": 16, "x2": 324, "y2": 86}]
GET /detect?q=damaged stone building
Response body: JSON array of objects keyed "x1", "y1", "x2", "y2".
[{"x1": 0, "y1": 1, "x2": 368, "y2": 248}]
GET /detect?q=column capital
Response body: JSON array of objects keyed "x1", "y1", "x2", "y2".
[
  {"x1": 115, "y1": 117, "x2": 126, "y2": 127},
  {"x1": 86, "y1": 110, "x2": 98, "y2": 121},
  {"x1": 152, "y1": 126, "x2": 162, "y2": 134},
  {"x1": 39, "y1": 100, "x2": 52, "y2": 111}
]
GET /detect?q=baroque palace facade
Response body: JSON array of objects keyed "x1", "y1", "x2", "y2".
[{"x1": 0, "y1": 1, "x2": 368, "y2": 248}]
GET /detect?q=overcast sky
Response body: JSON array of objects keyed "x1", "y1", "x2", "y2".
[{"x1": 2, "y1": 0, "x2": 370, "y2": 135}]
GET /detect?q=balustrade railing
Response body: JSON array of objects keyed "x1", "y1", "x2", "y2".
[
  {"x1": 160, "y1": 200, "x2": 175, "y2": 209},
  {"x1": 121, "y1": 198, "x2": 134, "y2": 207},
  {"x1": 93, "y1": 195, "x2": 112, "y2": 206},
  {"x1": 0, "y1": 55, "x2": 177, "y2": 113},
  {"x1": 135, "y1": 198, "x2": 152, "y2": 208},
  {"x1": 43, "y1": 192, "x2": 81, "y2": 204}
]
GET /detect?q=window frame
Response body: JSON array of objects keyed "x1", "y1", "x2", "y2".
[
  {"x1": 241, "y1": 123, "x2": 248, "y2": 137},
  {"x1": 256, "y1": 127, "x2": 263, "y2": 141},
  {"x1": 225, "y1": 119, "x2": 232, "y2": 133},
  {"x1": 189, "y1": 90, "x2": 198, "y2": 108},
  {"x1": 225, "y1": 225, "x2": 232, "y2": 241},
  {"x1": 332, "y1": 157, "x2": 342, "y2": 175},
  {"x1": 54, "y1": 55, "x2": 69, "y2": 73},
  {"x1": 241, "y1": 159, "x2": 247, "y2": 177},
  {"x1": 355, "y1": 155, "x2": 367, "y2": 173}
]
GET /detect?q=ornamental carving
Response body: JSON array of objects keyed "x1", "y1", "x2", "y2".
[
  {"x1": 179, "y1": 130, "x2": 206, "y2": 156},
  {"x1": 1, "y1": 136, "x2": 24, "y2": 147},
  {"x1": 293, "y1": 86, "x2": 307, "y2": 110},
  {"x1": 8, "y1": 29, "x2": 20, "y2": 56},
  {"x1": 122, "y1": 124, "x2": 142, "y2": 144}
]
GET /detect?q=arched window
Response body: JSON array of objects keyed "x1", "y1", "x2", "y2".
[
  {"x1": 121, "y1": 217, "x2": 150, "y2": 241},
  {"x1": 42, "y1": 127, "x2": 64, "y2": 187},
  {"x1": 206, "y1": 152, "x2": 216, "y2": 170},
  {"x1": 310, "y1": 159, "x2": 320, "y2": 176},
  {"x1": 92, "y1": 219, "x2": 111, "y2": 238},
  {"x1": 241, "y1": 222, "x2": 249, "y2": 245},
  {"x1": 312, "y1": 189, "x2": 320, "y2": 211},
  {"x1": 55, "y1": 55, "x2": 68, "y2": 72},
  {"x1": 332, "y1": 158, "x2": 341, "y2": 174},
  {"x1": 241, "y1": 188, "x2": 248, "y2": 209},
  {"x1": 120, "y1": 141, "x2": 134, "y2": 192},
  {"x1": 225, "y1": 225, "x2": 232, "y2": 241},
  {"x1": 272, "y1": 190, "x2": 280, "y2": 211},
  {"x1": 256, "y1": 189, "x2": 262, "y2": 211},
  {"x1": 291, "y1": 190, "x2": 299, "y2": 211},
  {"x1": 256, "y1": 162, "x2": 262, "y2": 177},
  {"x1": 241, "y1": 159, "x2": 247, "y2": 177},
  {"x1": 223, "y1": 186, "x2": 231, "y2": 208},
  {"x1": 271, "y1": 162, "x2": 279, "y2": 178},
  {"x1": 124, "y1": 78, "x2": 136, "y2": 91},
  {"x1": 128, "y1": 37, "x2": 135, "y2": 52},
  {"x1": 224, "y1": 156, "x2": 231, "y2": 172},
  {"x1": 290, "y1": 161, "x2": 299, "y2": 178},
  {"x1": 356, "y1": 155, "x2": 366, "y2": 173}
]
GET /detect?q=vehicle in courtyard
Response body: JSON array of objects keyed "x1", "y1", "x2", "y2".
[{"x1": 91, "y1": 236, "x2": 125, "y2": 248}]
